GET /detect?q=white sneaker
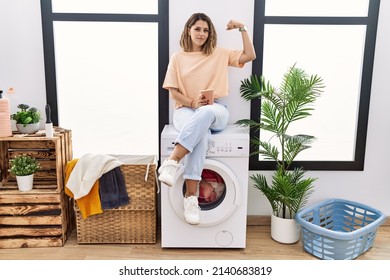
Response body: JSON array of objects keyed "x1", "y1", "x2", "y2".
[
  {"x1": 183, "y1": 196, "x2": 201, "y2": 225},
  {"x1": 158, "y1": 159, "x2": 181, "y2": 187}
]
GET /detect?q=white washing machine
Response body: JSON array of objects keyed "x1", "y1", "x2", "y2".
[{"x1": 160, "y1": 124, "x2": 249, "y2": 248}]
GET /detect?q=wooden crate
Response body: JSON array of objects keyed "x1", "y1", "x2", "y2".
[
  {"x1": 0, "y1": 128, "x2": 74, "y2": 248},
  {"x1": 0, "y1": 127, "x2": 73, "y2": 192},
  {"x1": 0, "y1": 189, "x2": 73, "y2": 248}
]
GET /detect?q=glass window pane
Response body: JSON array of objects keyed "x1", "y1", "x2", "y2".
[
  {"x1": 262, "y1": 24, "x2": 366, "y2": 161},
  {"x1": 265, "y1": 0, "x2": 369, "y2": 17},
  {"x1": 53, "y1": 21, "x2": 159, "y2": 157},
  {"x1": 52, "y1": 0, "x2": 158, "y2": 14}
]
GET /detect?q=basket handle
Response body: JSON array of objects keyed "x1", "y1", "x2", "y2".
[
  {"x1": 145, "y1": 163, "x2": 150, "y2": 182},
  {"x1": 145, "y1": 163, "x2": 160, "y2": 193}
]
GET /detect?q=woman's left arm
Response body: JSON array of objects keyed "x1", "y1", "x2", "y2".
[{"x1": 226, "y1": 20, "x2": 256, "y2": 64}]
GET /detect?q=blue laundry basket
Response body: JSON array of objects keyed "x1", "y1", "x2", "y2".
[{"x1": 295, "y1": 198, "x2": 386, "y2": 260}]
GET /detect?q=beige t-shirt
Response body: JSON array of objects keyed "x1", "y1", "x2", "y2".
[{"x1": 163, "y1": 47, "x2": 244, "y2": 108}]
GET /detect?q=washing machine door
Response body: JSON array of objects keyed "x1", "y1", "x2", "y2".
[{"x1": 169, "y1": 159, "x2": 241, "y2": 227}]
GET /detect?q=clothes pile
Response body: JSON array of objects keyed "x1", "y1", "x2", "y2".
[
  {"x1": 198, "y1": 169, "x2": 225, "y2": 204},
  {"x1": 65, "y1": 153, "x2": 129, "y2": 219}
]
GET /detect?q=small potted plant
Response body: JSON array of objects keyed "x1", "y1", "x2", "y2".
[
  {"x1": 10, "y1": 104, "x2": 41, "y2": 134},
  {"x1": 9, "y1": 154, "x2": 41, "y2": 191}
]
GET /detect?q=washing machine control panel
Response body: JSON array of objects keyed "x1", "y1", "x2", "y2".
[
  {"x1": 160, "y1": 125, "x2": 249, "y2": 157},
  {"x1": 207, "y1": 139, "x2": 249, "y2": 157}
]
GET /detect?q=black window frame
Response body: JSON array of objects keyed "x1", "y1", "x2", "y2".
[
  {"x1": 40, "y1": 0, "x2": 169, "y2": 156},
  {"x1": 250, "y1": 0, "x2": 380, "y2": 171}
]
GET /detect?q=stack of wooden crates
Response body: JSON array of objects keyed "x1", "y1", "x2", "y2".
[{"x1": 0, "y1": 128, "x2": 74, "y2": 249}]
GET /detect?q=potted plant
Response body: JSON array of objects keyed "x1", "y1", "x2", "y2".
[
  {"x1": 9, "y1": 154, "x2": 41, "y2": 191},
  {"x1": 10, "y1": 103, "x2": 41, "y2": 134},
  {"x1": 236, "y1": 64, "x2": 324, "y2": 243}
]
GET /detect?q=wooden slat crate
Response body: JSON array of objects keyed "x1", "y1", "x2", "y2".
[
  {"x1": 0, "y1": 128, "x2": 74, "y2": 248},
  {"x1": 0, "y1": 127, "x2": 73, "y2": 192}
]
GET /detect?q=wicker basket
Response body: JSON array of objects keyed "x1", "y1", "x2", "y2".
[
  {"x1": 75, "y1": 155, "x2": 157, "y2": 244},
  {"x1": 296, "y1": 198, "x2": 386, "y2": 260}
]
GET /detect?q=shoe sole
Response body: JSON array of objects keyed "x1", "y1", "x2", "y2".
[
  {"x1": 186, "y1": 221, "x2": 200, "y2": 225},
  {"x1": 158, "y1": 175, "x2": 173, "y2": 187},
  {"x1": 184, "y1": 218, "x2": 200, "y2": 225}
]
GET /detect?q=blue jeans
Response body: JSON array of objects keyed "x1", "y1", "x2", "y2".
[{"x1": 173, "y1": 103, "x2": 229, "y2": 181}]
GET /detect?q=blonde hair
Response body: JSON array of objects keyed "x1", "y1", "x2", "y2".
[{"x1": 180, "y1": 13, "x2": 217, "y2": 55}]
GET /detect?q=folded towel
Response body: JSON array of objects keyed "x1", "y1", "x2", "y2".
[{"x1": 99, "y1": 166, "x2": 130, "y2": 209}]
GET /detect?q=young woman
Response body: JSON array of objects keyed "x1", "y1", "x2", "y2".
[{"x1": 159, "y1": 13, "x2": 256, "y2": 225}]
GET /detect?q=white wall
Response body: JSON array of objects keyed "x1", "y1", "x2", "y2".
[
  {"x1": 1, "y1": 0, "x2": 389, "y2": 215},
  {"x1": 0, "y1": 0, "x2": 46, "y2": 131}
]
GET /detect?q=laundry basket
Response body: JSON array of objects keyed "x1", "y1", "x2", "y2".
[
  {"x1": 295, "y1": 198, "x2": 386, "y2": 260},
  {"x1": 74, "y1": 155, "x2": 157, "y2": 244}
]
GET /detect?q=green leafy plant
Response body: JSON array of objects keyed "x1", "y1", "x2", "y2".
[
  {"x1": 9, "y1": 154, "x2": 41, "y2": 176},
  {"x1": 236, "y1": 65, "x2": 324, "y2": 219},
  {"x1": 10, "y1": 104, "x2": 41, "y2": 127}
]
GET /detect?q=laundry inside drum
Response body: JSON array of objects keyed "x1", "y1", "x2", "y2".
[{"x1": 182, "y1": 169, "x2": 227, "y2": 210}]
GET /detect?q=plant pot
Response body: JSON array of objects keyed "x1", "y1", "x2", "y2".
[
  {"x1": 16, "y1": 174, "x2": 34, "y2": 192},
  {"x1": 271, "y1": 214, "x2": 301, "y2": 244},
  {"x1": 16, "y1": 123, "x2": 40, "y2": 134}
]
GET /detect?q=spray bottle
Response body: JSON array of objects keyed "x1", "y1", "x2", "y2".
[{"x1": 0, "y1": 90, "x2": 13, "y2": 137}]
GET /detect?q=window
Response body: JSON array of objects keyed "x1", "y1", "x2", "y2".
[
  {"x1": 250, "y1": 0, "x2": 380, "y2": 170},
  {"x1": 51, "y1": 0, "x2": 158, "y2": 14},
  {"x1": 41, "y1": 0, "x2": 169, "y2": 157}
]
